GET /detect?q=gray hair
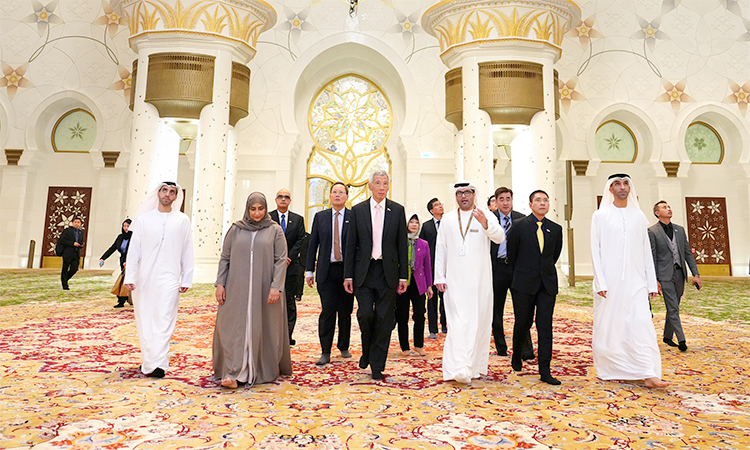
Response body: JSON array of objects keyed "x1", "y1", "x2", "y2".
[{"x1": 369, "y1": 170, "x2": 390, "y2": 184}]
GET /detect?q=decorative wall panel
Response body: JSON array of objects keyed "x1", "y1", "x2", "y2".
[
  {"x1": 40, "y1": 187, "x2": 92, "y2": 268},
  {"x1": 685, "y1": 197, "x2": 731, "y2": 276}
]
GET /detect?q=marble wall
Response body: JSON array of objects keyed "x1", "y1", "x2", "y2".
[{"x1": 0, "y1": 0, "x2": 748, "y2": 276}]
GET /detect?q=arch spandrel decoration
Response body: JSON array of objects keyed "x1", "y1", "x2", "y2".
[
  {"x1": 306, "y1": 75, "x2": 392, "y2": 223},
  {"x1": 685, "y1": 122, "x2": 723, "y2": 164},
  {"x1": 595, "y1": 120, "x2": 637, "y2": 163},
  {"x1": 52, "y1": 108, "x2": 97, "y2": 153}
]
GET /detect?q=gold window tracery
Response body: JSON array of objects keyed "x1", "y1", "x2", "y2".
[{"x1": 306, "y1": 74, "x2": 392, "y2": 223}]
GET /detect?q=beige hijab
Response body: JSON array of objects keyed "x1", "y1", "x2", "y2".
[{"x1": 234, "y1": 192, "x2": 275, "y2": 231}]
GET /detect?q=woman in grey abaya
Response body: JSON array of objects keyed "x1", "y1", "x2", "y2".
[{"x1": 213, "y1": 192, "x2": 292, "y2": 388}]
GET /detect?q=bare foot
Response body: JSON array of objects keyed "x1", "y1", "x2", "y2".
[
  {"x1": 400, "y1": 350, "x2": 411, "y2": 357},
  {"x1": 644, "y1": 377, "x2": 670, "y2": 388},
  {"x1": 414, "y1": 347, "x2": 426, "y2": 356},
  {"x1": 221, "y1": 378, "x2": 238, "y2": 389}
]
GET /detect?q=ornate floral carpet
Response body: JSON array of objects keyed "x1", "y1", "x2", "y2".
[{"x1": 1, "y1": 288, "x2": 749, "y2": 449}]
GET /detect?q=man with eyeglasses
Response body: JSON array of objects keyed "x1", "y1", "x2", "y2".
[
  {"x1": 270, "y1": 188, "x2": 306, "y2": 345},
  {"x1": 434, "y1": 181, "x2": 505, "y2": 384},
  {"x1": 419, "y1": 198, "x2": 447, "y2": 338},
  {"x1": 506, "y1": 190, "x2": 563, "y2": 385}
]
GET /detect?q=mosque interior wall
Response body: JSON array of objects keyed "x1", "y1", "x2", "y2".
[{"x1": 0, "y1": 0, "x2": 748, "y2": 276}]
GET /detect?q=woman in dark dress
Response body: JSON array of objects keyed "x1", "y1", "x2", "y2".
[{"x1": 99, "y1": 219, "x2": 132, "y2": 308}]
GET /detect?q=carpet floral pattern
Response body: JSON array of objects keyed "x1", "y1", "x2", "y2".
[{"x1": 1, "y1": 292, "x2": 749, "y2": 449}]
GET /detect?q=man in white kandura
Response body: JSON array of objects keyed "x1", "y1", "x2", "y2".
[
  {"x1": 125, "y1": 181, "x2": 194, "y2": 378},
  {"x1": 435, "y1": 181, "x2": 505, "y2": 384},
  {"x1": 591, "y1": 174, "x2": 670, "y2": 388}
]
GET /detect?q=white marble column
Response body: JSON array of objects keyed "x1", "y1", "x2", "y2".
[
  {"x1": 515, "y1": 59, "x2": 558, "y2": 221},
  {"x1": 125, "y1": 49, "x2": 180, "y2": 217},
  {"x1": 571, "y1": 174, "x2": 594, "y2": 277},
  {"x1": 510, "y1": 127, "x2": 534, "y2": 216},
  {"x1": 454, "y1": 129, "x2": 464, "y2": 182},
  {"x1": 92, "y1": 166, "x2": 128, "y2": 271},
  {"x1": 654, "y1": 177, "x2": 685, "y2": 223},
  {"x1": 222, "y1": 126, "x2": 239, "y2": 237},
  {"x1": 461, "y1": 58, "x2": 493, "y2": 198},
  {"x1": 191, "y1": 50, "x2": 232, "y2": 282},
  {"x1": 0, "y1": 166, "x2": 35, "y2": 267}
]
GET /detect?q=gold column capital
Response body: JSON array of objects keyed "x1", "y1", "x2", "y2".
[
  {"x1": 663, "y1": 161, "x2": 680, "y2": 177},
  {"x1": 421, "y1": 0, "x2": 580, "y2": 61},
  {"x1": 121, "y1": 0, "x2": 277, "y2": 53},
  {"x1": 4, "y1": 149, "x2": 23, "y2": 165}
]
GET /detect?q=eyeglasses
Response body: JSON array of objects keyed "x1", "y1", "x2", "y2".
[
  {"x1": 277, "y1": 195, "x2": 291, "y2": 200},
  {"x1": 456, "y1": 190, "x2": 474, "y2": 197}
]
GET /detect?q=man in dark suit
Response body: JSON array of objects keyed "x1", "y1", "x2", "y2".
[
  {"x1": 419, "y1": 198, "x2": 447, "y2": 338},
  {"x1": 59, "y1": 216, "x2": 84, "y2": 290},
  {"x1": 648, "y1": 200, "x2": 702, "y2": 352},
  {"x1": 506, "y1": 190, "x2": 563, "y2": 385},
  {"x1": 270, "y1": 188, "x2": 306, "y2": 345},
  {"x1": 306, "y1": 182, "x2": 355, "y2": 365},
  {"x1": 344, "y1": 170, "x2": 408, "y2": 380},
  {"x1": 491, "y1": 187, "x2": 534, "y2": 359}
]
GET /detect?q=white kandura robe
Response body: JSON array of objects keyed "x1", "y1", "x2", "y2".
[
  {"x1": 124, "y1": 209, "x2": 194, "y2": 374},
  {"x1": 435, "y1": 208, "x2": 505, "y2": 382},
  {"x1": 591, "y1": 203, "x2": 661, "y2": 380}
]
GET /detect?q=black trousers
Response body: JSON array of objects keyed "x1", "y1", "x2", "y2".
[
  {"x1": 427, "y1": 287, "x2": 446, "y2": 333},
  {"x1": 511, "y1": 286, "x2": 556, "y2": 375},
  {"x1": 492, "y1": 259, "x2": 534, "y2": 356},
  {"x1": 355, "y1": 260, "x2": 397, "y2": 372},
  {"x1": 317, "y1": 262, "x2": 354, "y2": 354},
  {"x1": 61, "y1": 255, "x2": 79, "y2": 289},
  {"x1": 395, "y1": 278, "x2": 426, "y2": 350},
  {"x1": 285, "y1": 267, "x2": 301, "y2": 339}
]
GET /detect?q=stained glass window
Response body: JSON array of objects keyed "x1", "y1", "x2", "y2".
[
  {"x1": 306, "y1": 75, "x2": 392, "y2": 222},
  {"x1": 595, "y1": 120, "x2": 637, "y2": 163},
  {"x1": 685, "y1": 122, "x2": 723, "y2": 164},
  {"x1": 52, "y1": 109, "x2": 97, "y2": 152}
]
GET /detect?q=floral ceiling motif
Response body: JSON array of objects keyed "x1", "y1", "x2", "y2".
[
  {"x1": 657, "y1": 79, "x2": 693, "y2": 114},
  {"x1": 0, "y1": 63, "x2": 32, "y2": 100},
  {"x1": 21, "y1": 0, "x2": 63, "y2": 35},
  {"x1": 566, "y1": 15, "x2": 601, "y2": 47}
]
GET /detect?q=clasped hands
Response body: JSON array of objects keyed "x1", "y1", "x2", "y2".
[{"x1": 215, "y1": 285, "x2": 279, "y2": 305}]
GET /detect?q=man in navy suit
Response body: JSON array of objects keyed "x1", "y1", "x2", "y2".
[
  {"x1": 491, "y1": 187, "x2": 533, "y2": 359},
  {"x1": 344, "y1": 170, "x2": 408, "y2": 380},
  {"x1": 59, "y1": 217, "x2": 84, "y2": 290},
  {"x1": 306, "y1": 182, "x2": 355, "y2": 365},
  {"x1": 506, "y1": 190, "x2": 563, "y2": 385},
  {"x1": 419, "y1": 198, "x2": 447, "y2": 338},
  {"x1": 270, "y1": 188, "x2": 306, "y2": 345}
]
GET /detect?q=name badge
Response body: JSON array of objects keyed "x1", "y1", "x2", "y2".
[{"x1": 470, "y1": 229, "x2": 479, "y2": 233}]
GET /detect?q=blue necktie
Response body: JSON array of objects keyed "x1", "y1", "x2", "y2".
[{"x1": 281, "y1": 214, "x2": 287, "y2": 233}]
